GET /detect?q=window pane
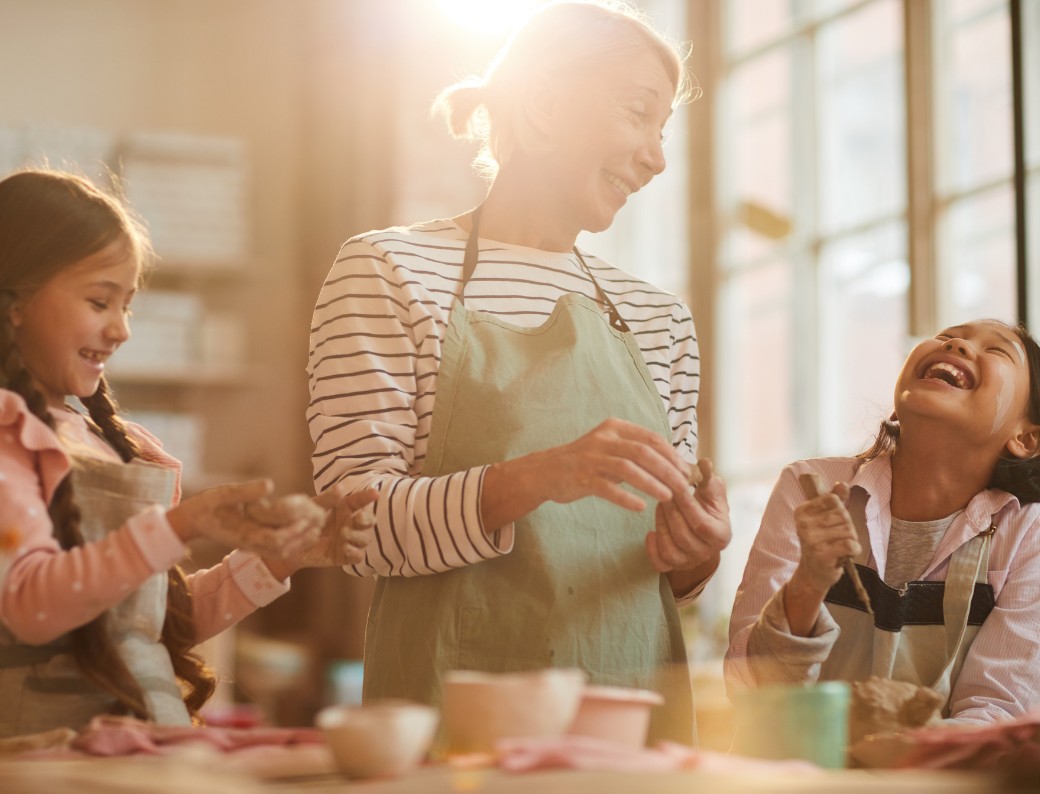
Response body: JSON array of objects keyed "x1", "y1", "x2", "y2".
[
  {"x1": 1025, "y1": 0, "x2": 1040, "y2": 170},
  {"x1": 940, "y1": 185, "x2": 1017, "y2": 324},
  {"x1": 1030, "y1": 174, "x2": 1040, "y2": 331},
  {"x1": 936, "y1": 1, "x2": 1013, "y2": 192},
  {"x1": 718, "y1": 261, "x2": 795, "y2": 469},
  {"x1": 725, "y1": 0, "x2": 792, "y2": 56},
  {"x1": 818, "y1": 222, "x2": 909, "y2": 455},
  {"x1": 810, "y1": 0, "x2": 862, "y2": 18},
  {"x1": 949, "y1": 0, "x2": 1005, "y2": 22},
  {"x1": 723, "y1": 49, "x2": 794, "y2": 264},
  {"x1": 817, "y1": 0, "x2": 905, "y2": 233}
]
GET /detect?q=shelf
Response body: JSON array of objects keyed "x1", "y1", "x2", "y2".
[
  {"x1": 182, "y1": 470, "x2": 252, "y2": 496},
  {"x1": 107, "y1": 366, "x2": 252, "y2": 387},
  {"x1": 147, "y1": 260, "x2": 250, "y2": 281}
]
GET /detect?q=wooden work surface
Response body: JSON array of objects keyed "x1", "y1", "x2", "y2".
[{"x1": 0, "y1": 754, "x2": 1020, "y2": 794}]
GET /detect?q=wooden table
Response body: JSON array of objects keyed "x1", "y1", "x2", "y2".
[{"x1": 0, "y1": 754, "x2": 1017, "y2": 794}]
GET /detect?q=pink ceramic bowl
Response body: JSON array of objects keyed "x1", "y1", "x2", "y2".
[
  {"x1": 567, "y1": 685, "x2": 664, "y2": 748},
  {"x1": 440, "y1": 668, "x2": 587, "y2": 755}
]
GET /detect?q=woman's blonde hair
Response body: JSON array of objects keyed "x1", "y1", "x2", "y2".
[{"x1": 433, "y1": 1, "x2": 696, "y2": 177}]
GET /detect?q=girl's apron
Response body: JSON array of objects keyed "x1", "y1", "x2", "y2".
[
  {"x1": 0, "y1": 452, "x2": 189, "y2": 736},
  {"x1": 819, "y1": 488, "x2": 995, "y2": 713},
  {"x1": 362, "y1": 208, "x2": 694, "y2": 743}
]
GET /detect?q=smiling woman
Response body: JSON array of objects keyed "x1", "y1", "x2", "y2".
[{"x1": 307, "y1": 1, "x2": 727, "y2": 747}]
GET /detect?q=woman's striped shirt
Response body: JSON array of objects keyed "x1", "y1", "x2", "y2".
[{"x1": 307, "y1": 219, "x2": 700, "y2": 578}]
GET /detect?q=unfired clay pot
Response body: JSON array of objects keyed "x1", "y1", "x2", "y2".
[
  {"x1": 567, "y1": 684, "x2": 664, "y2": 748},
  {"x1": 316, "y1": 699, "x2": 438, "y2": 779},
  {"x1": 440, "y1": 668, "x2": 587, "y2": 754}
]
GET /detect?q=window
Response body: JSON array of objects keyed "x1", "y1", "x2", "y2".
[{"x1": 699, "y1": 0, "x2": 1037, "y2": 656}]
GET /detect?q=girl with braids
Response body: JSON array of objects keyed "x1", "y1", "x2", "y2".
[
  {"x1": 726, "y1": 320, "x2": 1040, "y2": 725},
  {"x1": 0, "y1": 169, "x2": 376, "y2": 737}
]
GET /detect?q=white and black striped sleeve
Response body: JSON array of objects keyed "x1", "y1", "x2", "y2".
[
  {"x1": 668, "y1": 298, "x2": 700, "y2": 462},
  {"x1": 307, "y1": 236, "x2": 512, "y2": 577}
]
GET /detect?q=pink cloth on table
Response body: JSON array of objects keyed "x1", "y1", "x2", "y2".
[
  {"x1": 895, "y1": 709, "x2": 1040, "y2": 773},
  {"x1": 494, "y1": 735, "x2": 821, "y2": 775},
  {"x1": 69, "y1": 716, "x2": 324, "y2": 756}
]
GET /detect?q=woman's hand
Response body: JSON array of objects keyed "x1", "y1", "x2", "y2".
[
  {"x1": 645, "y1": 459, "x2": 731, "y2": 591},
  {"x1": 480, "y1": 418, "x2": 693, "y2": 532},
  {"x1": 165, "y1": 479, "x2": 324, "y2": 556},
  {"x1": 266, "y1": 485, "x2": 379, "y2": 574},
  {"x1": 789, "y1": 482, "x2": 859, "y2": 595}
]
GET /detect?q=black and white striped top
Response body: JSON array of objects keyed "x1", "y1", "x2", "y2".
[{"x1": 307, "y1": 219, "x2": 700, "y2": 577}]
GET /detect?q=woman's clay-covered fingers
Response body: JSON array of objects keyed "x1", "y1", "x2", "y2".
[
  {"x1": 351, "y1": 501, "x2": 376, "y2": 529},
  {"x1": 685, "y1": 458, "x2": 710, "y2": 488},
  {"x1": 314, "y1": 485, "x2": 378, "y2": 530},
  {"x1": 648, "y1": 501, "x2": 713, "y2": 571},
  {"x1": 667, "y1": 460, "x2": 730, "y2": 551},
  {"x1": 590, "y1": 419, "x2": 690, "y2": 500}
]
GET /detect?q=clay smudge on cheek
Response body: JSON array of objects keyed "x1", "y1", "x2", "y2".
[
  {"x1": 991, "y1": 378, "x2": 1016, "y2": 436},
  {"x1": 990, "y1": 340, "x2": 1026, "y2": 437}
]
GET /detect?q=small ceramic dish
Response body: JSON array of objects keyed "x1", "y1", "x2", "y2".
[
  {"x1": 316, "y1": 699, "x2": 438, "y2": 779},
  {"x1": 567, "y1": 685, "x2": 664, "y2": 748},
  {"x1": 440, "y1": 668, "x2": 587, "y2": 755}
]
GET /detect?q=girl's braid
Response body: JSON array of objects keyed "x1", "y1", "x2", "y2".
[{"x1": 83, "y1": 378, "x2": 216, "y2": 720}]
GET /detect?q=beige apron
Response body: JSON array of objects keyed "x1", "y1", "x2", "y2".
[
  {"x1": 0, "y1": 452, "x2": 189, "y2": 736},
  {"x1": 819, "y1": 488, "x2": 995, "y2": 713},
  {"x1": 362, "y1": 208, "x2": 694, "y2": 743}
]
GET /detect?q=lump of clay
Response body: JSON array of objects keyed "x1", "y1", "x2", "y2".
[
  {"x1": 848, "y1": 676, "x2": 943, "y2": 745},
  {"x1": 245, "y1": 494, "x2": 327, "y2": 528},
  {"x1": 686, "y1": 462, "x2": 703, "y2": 489}
]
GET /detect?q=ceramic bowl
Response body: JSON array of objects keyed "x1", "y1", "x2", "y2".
[
  {"x1": 567, "y1": 685, "x2": 664, "y2": 748},
  {"x1": 440, "y1": 668, "x2": 587, "y2": 754},
  {"x1": 316, "y1": 699, "x2": 438, "y2": 779}
]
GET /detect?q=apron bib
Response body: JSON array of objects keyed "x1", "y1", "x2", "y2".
[
  {"x1": 0, "y1": 451, "x2": 189, "y2": 736},
  {"x1": 820, "y1": 488, "x2": 995, "y2": 712},
  {"x1": 362, "y1": 208, "x2": 693, "y2": 743}
]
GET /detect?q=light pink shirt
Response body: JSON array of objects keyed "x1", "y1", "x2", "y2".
[
  {"x1": 725, "y1": 454, "x2": 1040, "y2": 725},
  {"x1": 0, "y1": 390, "x2": 288, "y2": 646}
]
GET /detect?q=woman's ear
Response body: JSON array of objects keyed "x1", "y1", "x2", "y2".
[{"x1": 1006, "y1": 422, "x2": 1040, "y2": 460}]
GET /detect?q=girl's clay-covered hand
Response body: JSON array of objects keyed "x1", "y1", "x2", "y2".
[
  {"x1": 790, "y1": 482, "x2": 861, "y2": 594},
  {"x1": 645, "y1": 458, "x2": 732, "y2": 572},
  {"x1": 165, "y1": 478, "x2": 324, "y2": 556},
  {"x1": 272, "y1": 484, "x2": 379, "y2": 570}
]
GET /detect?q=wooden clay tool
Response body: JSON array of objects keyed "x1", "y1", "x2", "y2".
[{"x1": 797, "y1": 472, "x2": 873, "y2": 615}]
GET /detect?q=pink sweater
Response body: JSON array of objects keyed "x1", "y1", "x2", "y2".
[{"x1": 0, "y1": 390, "x2": 288, "y2": 646}]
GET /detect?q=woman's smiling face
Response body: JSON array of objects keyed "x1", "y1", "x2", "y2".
[
  {"x1": 11, "y1": 239, "x2": 139, "y2": 409},
  {"x1": 894, "y1": 320, "x2": 1037, "y2": 455},
  {"x1": 544, "y1": 45, "x2": 675, "y2": 234}
]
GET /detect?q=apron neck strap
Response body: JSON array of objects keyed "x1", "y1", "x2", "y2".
[{"x1": 460, "y1": 204, "x2": 630, "y2": 332}]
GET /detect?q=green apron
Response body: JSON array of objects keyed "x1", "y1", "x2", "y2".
[
  {"x1": 362, "y1": 208, "x2": 694, "y2": 744},
  {"x1": 0, "y1": 452, "x2": 188, "y2": 736}
]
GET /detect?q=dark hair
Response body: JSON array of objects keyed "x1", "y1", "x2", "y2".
[
  {"x1": 860, "y1": 321, "x2": 1040, "y2": 503},
  {"x1": 0, "y1": 169, "x2": 215, "y2": 720}
]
